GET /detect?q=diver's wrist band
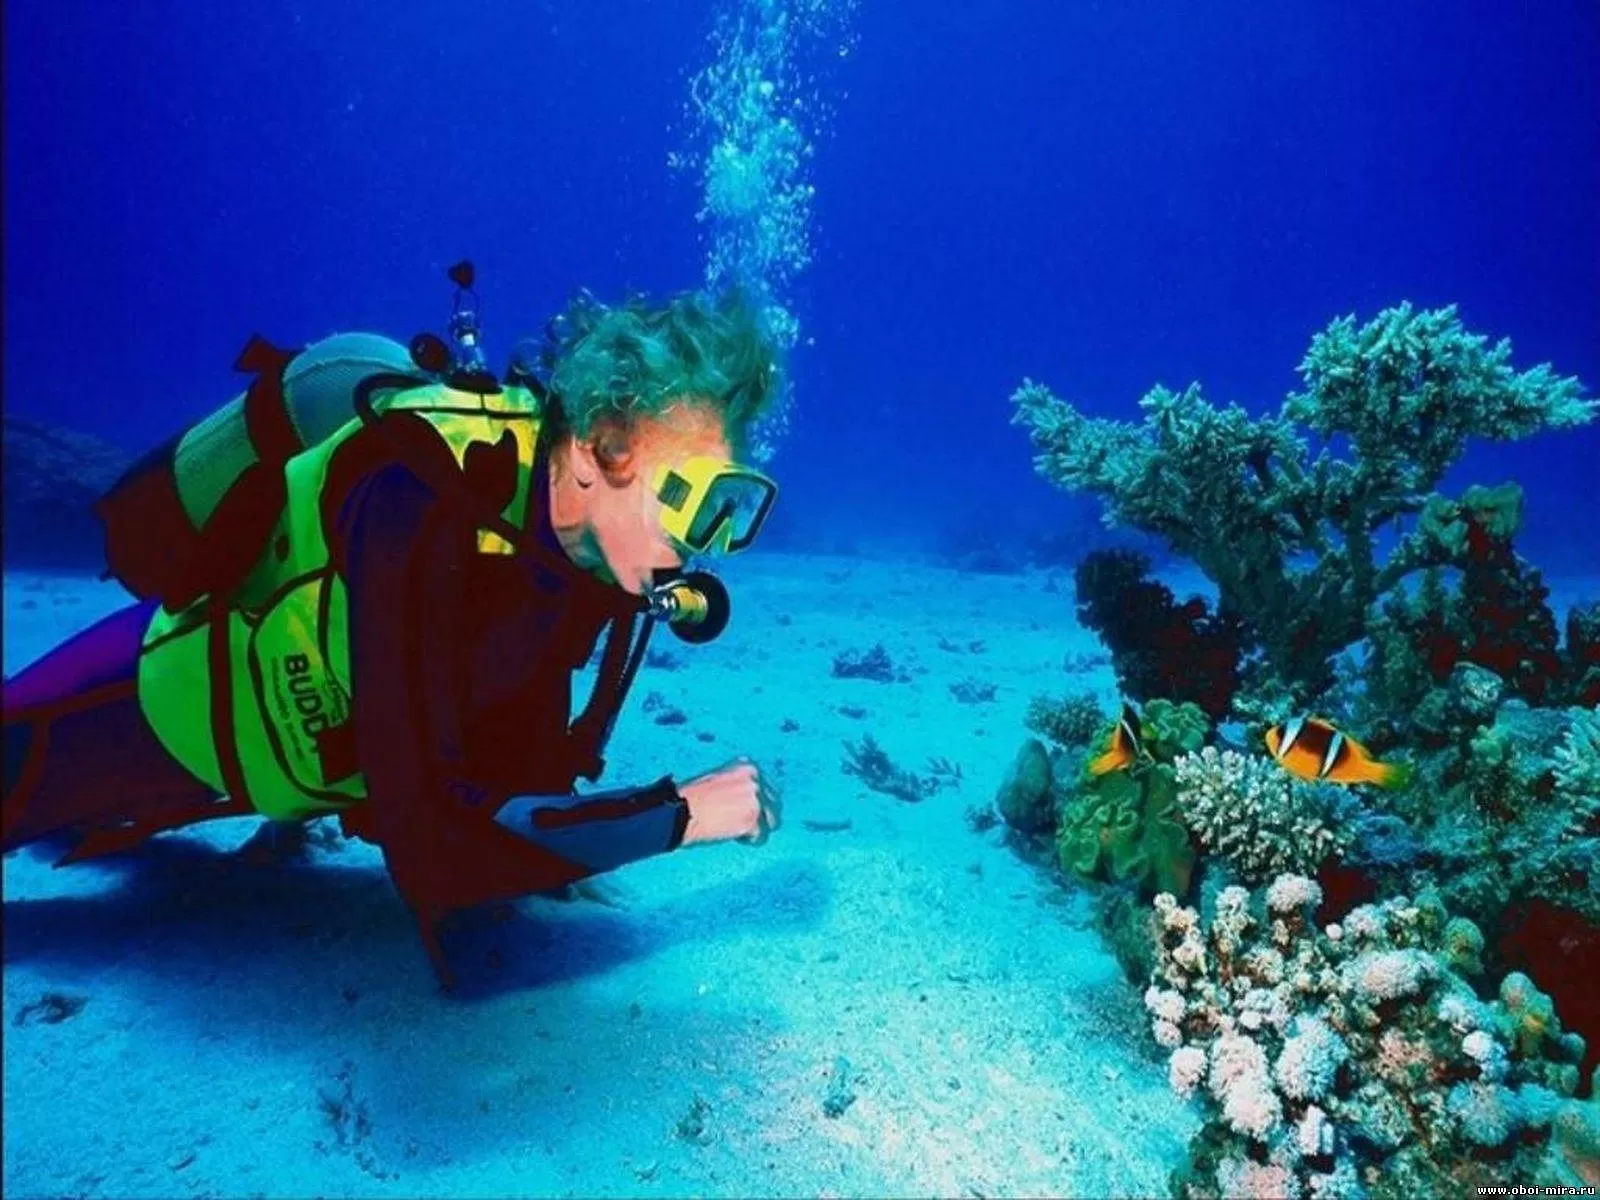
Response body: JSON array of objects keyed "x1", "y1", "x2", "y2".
[{"x1": 493, "y1": 776, "x2": 689, "y2": 873}]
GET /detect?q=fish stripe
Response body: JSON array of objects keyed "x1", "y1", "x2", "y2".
[
  {"x1": 1319, "y1": 731, "x2": 1345, "y2": 778},
  {"x1": 1293, "y1": 718, "x2": 1338, "y2": 761}
]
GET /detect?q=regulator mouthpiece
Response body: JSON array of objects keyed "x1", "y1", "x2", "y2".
[{"x1": 645, "y1": 569, "x2": 731, "y2": 645}]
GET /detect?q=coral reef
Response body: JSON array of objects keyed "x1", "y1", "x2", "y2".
[
  {"x1": 1365, "y1": 486, "x2": 1600, "y2": 731},
  {"x1": 1172, "y1": 746, "x2": 1352, "y2": 885},
  {"x1": 1365, "y1": 696, "x2": 1600, "y2": 932},
  {"x1": 1135, "y1": 698, "x2": 1213, "y2": 762},
  {"x1": 1334, "y1": 495, "x2": 1600, "y2": 930},
  {"x1": 1540, "y1": 1073, "x2": 1600, "y2": 1188},
  {"x1": 1015, "y1": 304, "x2": 1595, "y2": 706},
  {"x1": 1073, "y1": 549, "x2": 1243, "y2": 719},
  {"x1": 1058, "y1": 764, "x2": 1194, "y2": 898},
  {"x1": 1566, "y1": 606, "x2": 1600, "y2": 709},
  {"x1": 999, "y1": 302, "x2": 1600, "y2": 1197},
  {"x1": 1149, "y1": 876, "x2": 1588, "y2": 1200},
  {"x1": 1497, "y1": 899, "x2": 1600, "y2": 1090}
]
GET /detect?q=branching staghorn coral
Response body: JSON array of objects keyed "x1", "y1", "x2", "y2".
[
  {"x1": 1013, "y1": 304, "x2": 1594, "y2": 705},
  {"x1": 1024, "y1": 691, "x2": 1105, "y2": 749},
  {"x1": 1173, "y1": 746, "x2": 1352, "y2": 885},
  {"x1": 1148, "y1": 876, "x2": 1588, "y2": 1200},
  {"x1": 1553, "y1": 708, "x2": 1600, "y2": 807}
]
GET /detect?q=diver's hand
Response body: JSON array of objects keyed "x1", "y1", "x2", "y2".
[{"x1": 678, "y1": 759, "x2": 782, "y2": 847}]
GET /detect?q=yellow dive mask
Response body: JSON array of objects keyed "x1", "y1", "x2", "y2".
[{"x1": 652, "y1": 456, "x2": 777, "y2": 555}]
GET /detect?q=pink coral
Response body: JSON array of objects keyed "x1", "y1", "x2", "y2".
[
  {"x1": 1373, "y1": 1028, "x2": 1433, "y2": 1085},
  {"x1": 1211, "y1": 1034, "x2": 1283, "y2": 1139},
  {"x1": 1146, "y1": 986, "x2": 1187, "y2": 1025},
  {"x1": 1216, "y1": 1159, "x2": 1303, "y2": 1200}
]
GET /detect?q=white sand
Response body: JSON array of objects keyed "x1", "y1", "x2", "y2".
[{"x1": 3, "y1": 557, "x2": 1194, "y2": 1199}]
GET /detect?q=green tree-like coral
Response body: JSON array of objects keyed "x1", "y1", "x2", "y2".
[{"x1": 1013, "y1": 304, "x2": 1594, "y2": 704}]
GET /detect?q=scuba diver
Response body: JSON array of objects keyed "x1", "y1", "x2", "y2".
[{"x1": 1, "y1": 263, "x2": 784, "y2": 986}]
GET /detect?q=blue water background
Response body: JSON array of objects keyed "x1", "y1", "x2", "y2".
[{"x1": 4, "y1": 0, "x2": 1596, "y2": 571}]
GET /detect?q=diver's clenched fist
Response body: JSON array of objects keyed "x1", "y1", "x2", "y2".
[{"x1": 678, "y1": 758, "x2": 782, "y2": 846}]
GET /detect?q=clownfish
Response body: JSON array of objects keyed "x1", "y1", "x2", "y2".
[
  {"x1": 1264, "y1": 716, "x2": 1412, "y2": 790},
  {"x1": 1089, "y1": 702, "x2": 1145, "y2": 776}
]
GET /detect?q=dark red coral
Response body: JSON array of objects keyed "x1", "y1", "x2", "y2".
[
  {"x1": 1564, "y1": 604, "x2": 1600, "y2": 709},
  {"x1": 1495, "y1": 899, "x2": 1600, "y2": 1090},
  {"x1": 1073, "y1": 549, "x2": 1243, "y2": 720},
  {"x1": 1459, "y1": 519, "x2": 1566, "y2": 705},
  {"x1": 1390, "y1": 516, "x2": 1594, "y2": 709}
]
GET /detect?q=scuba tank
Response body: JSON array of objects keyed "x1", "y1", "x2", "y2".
[
  {"x1": 93, "y1": 330, "x2": 417, "y2": 612},
  {"x1": 93, "y1": 264, "x2": 486, "y2": 613}
]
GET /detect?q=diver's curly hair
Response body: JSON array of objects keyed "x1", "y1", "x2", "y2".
[{"x1": 535, "y1": 287, "x2": 783, "y2": 458}]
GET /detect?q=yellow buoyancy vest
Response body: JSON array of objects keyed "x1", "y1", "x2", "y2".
[{"x1": 135, "y1": 377, "x2": 544, "y2": 821}]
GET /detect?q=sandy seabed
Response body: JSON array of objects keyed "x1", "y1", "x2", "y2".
[{"x1": 1, "y1": 554, "x2": 1209, "y2": 1199}]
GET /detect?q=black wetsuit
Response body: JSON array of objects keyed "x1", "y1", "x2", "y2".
[{"x1": 3, "y1": 438, "x2": 688, "y2": 983}]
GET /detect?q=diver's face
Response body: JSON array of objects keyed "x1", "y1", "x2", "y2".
[{"x1": 584, "y1": 407, "x2": 734, "y2": 595}]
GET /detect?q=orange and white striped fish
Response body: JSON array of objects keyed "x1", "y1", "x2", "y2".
[
  {"x1": 1089, "y1": 702, "x2": 1145, "y2": 776},
  {"x1": 1264, "y1": 716, "x2": 1412, "y2": 790}
]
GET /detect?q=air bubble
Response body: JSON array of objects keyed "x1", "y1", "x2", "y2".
[{"x1": 675, "y1": 0, "x2": 858, "y2": 453}]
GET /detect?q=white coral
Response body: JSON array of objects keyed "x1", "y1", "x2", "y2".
[
  {"x1": 1342, "y1": 905, "x2": 1384, "y2": 943},
  {"x1": 1145, "y1": 986, "x2": 1187, "y2": 1025},
  {"x1": 1146, "y1": 876, "x2": 1568, "y2": 1198},
  {"x1": 1343, "y1": 949, "x2": 1434, "y2": 1003},
  {"x1": 1169, "y1": 1046, "x2": 1208, "y2": 1098},
  {"x1": 1462, "y1": 1029, "x2": 1508, "y2": 1082},
  {"x1": 1174, "y1": 748, "x2": 1351, "y2": 884},
  {"x1": 1297, "y1": 1104, "x2": 1333, "y2": 1158},
  {"x1": 1437, "y1": 990, "x2": 1487, "y2": 1034},
  {"x1": 1266, "y1": 874, "x2": 1324, "y2": 915},
  {"x1": 1244, "y1": 947, "x2": 1287, "y2": 985},
  {"x1": 1275, "y1": 1017, "x2": 1349, "y2": 1102}
]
